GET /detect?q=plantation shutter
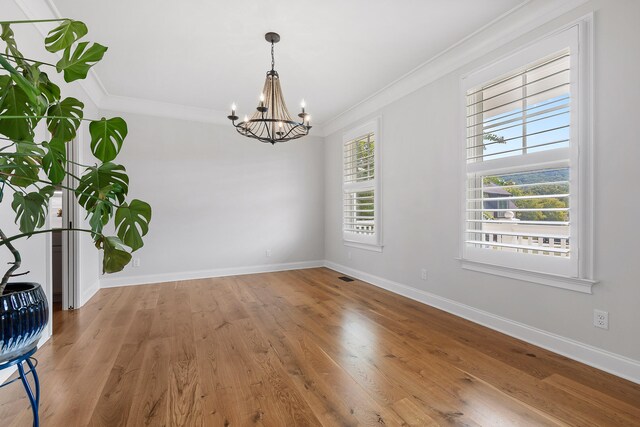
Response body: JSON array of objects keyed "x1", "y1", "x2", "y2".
[
  {"x1": 466, "y1": 52, "x2": 570, "y2": 162},
  {"x1": 343, "y1": 132, "x2": 376, "y2": 239},
  {"x1": 465, "y1": 50, "x2": 573, "y2": 259}
]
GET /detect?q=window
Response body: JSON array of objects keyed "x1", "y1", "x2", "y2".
[
  {"x1": 461, "y1": 25, "x2": 593, "y2": 289},
  {"x1": 343, "y1": 119, "x2": 381, "y2": 250}
]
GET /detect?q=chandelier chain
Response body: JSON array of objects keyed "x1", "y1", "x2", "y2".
[{"x1": 271, "y1": 42, "x2": 275, "y2": 71}]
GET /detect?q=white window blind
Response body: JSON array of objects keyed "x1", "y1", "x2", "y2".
[
  {"x1": 466, "y1": 52, "x2": 571, "y2": 162},
  {"x1": 344, "y1": 132, "x2": 375, "y2": 184},
  {"x1": 344, "y1": 132, "x2": 375, "y2": 236},
  {"x1": 343, "y1": 190, "x2": 375, "y2": 235},
  {"x1": 463, "y1": 30, "x2": 580, "y2": 277},
  {"x1": 343, "y1": 120, "x2": 381, "y2": 248}
]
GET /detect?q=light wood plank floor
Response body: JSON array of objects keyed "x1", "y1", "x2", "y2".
[{"x1": 1, "y1": 268, "x2": 639, "y2": 426}]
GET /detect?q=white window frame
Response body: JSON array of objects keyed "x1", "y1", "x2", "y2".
[
  {"x1": 459, "y1": 19, "x2": 596, "y2": 293},
  {"x1": 342, "y1": 118, "x2": 383, "y2": 251}
]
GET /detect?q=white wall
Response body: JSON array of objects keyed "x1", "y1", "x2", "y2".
[
  {"x1": 324, "y1": 0, "x2": 640, "y2": 374},
  {"x1": 97, "y1": 111, "x2": 325, "y2": 286}
]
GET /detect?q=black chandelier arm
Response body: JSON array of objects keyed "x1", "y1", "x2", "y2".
[
  {"x1": 231, "y1": 120, "x2": 309, "y2": 144},
  {"x1": 232, "y1": 121, "x2": 264, "y2": 141},
  {"x1": 276, "y1": 132, "x2": 308, "y2": 143},
  {"x1": 264, "y1": 121, "x2": 272, "y2": 141},
  {"x1": 241, "y1": 118, "x2": 306, "y2": 126},
  {"x1": 237, "y1": 117, "x2": 310, "y2": 137},
  {"x1": 239, "y1": 125, "x2": 264, "y2": 141},
  {"x1": 254, "y1": 132, "x2": 307, "y2": 144},
  {"x1": 262, "y1": 109, "x2": 273, "y2": 142},
  {"x1": 238, "y1": 125, "x2": 274, "y2": 144},
  {"x1": 229, "y1": 118, "x2": 307, "y2": 127},
  {"x1": 280, "y1": 123, "x2": 309, "y2": 140}
]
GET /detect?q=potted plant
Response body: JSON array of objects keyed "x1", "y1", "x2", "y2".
[{"x1": 0, "y1": 18, "x2": 151, "y2": 363}]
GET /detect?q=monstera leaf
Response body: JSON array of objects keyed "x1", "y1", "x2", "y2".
[
  {"x1": 1, "y1": 141, "x2": 44, "y2": 186},
  {"x1": 0, "y1": 153, "x2": 39, "y2": 187},
  {"x1": 45, "y1": 20, "x2": 88, "y2": 53},
  {"x1": 15, "y1": 140, "x2": 45, "y2": 156},
  {"x1": 88, "y1": 200, "x2": 113, "y2": 235},
  {"x1": 101, "y1": 236, "x2": 132, "y2": 273},
  {"x1": 11, "y1": 186, "x2": 55, "y2": 233},
  {"x1": 42, "y1": 138, "x2": 67, "y2": 184},
  {"x1": 75, "y1": 162, "x2": 129, "y2": 211},
  {"x1": 1, "y1": 24, "x2": 25, "y2": 66},
  {"x1": 90, "y1": 117, "x2": 127, "y2": 162},
  {"x1": 0, "y1": 54, "x2": 43, "y2": 110},
  {"x1": 0, "y1": 75, "x2": 36, "y2": 141},
  {"x1": 115, "y1": 199, "x2": 151, "y2": 252},
  {"x1": 25, "y1": 65, "x2": 60, "y2": 104},
  {"x1": 47, "y1": 97, "x2": 84, "y2": 142},
  {"x1": 56, "y1": 41, "x2": 107, "y2": 82}
]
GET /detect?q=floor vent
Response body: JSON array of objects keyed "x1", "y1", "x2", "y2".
[{"x1": 338, "y1": 276, "x2": 355, "y2": 282}]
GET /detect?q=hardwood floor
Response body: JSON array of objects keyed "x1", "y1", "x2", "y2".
[{"x1": 1, "y1": 268, "x2": 639, "y2": 426}]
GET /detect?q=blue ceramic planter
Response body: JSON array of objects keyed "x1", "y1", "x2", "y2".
[{"x1": 0, "y1": 283, "x2": 49, "y2": 364}]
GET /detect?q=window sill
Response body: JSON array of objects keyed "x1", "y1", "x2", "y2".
[
  {"x1": 344, "y1": 240, "x2": 383, "y2": 253},
  {"x1": 457, "y1": 258, "x2": 597, "y2": 294}
]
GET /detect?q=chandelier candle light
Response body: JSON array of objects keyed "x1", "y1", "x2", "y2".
[{"x1": 228, "y1": 32, "x2": 311, "y2": 144}]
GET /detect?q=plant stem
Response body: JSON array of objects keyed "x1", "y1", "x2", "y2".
[
  {"x1": 0, "y1": 171, "x2": 122, "y2": 209},
  {"x1": 1, "y1": 177, "x2": 25, "y2": 195},
  {"x1": 0, "y1": 227, "x2": 96, "y2": 248},
  {"x1": 0, "y1": 115, "x2": 95, "y2": 122},
  {"x1": 0, "y1": 138, "x2": 95, "y2": 168},
  {"x1": 0, "y1": 226, "x2": 22, "y2": 294},
  {"x1": 0, "y1": 164, "x2": 88, "y2": 184},
  {"x1": 0, "y1": 53, "x2": 56, "y2": 68},
  {"x1": 0, "y1": 151, "x2": 96, "y2": 169},
  {"x1": 0, "y1": 19, "x2": 69, "y2": 25}
]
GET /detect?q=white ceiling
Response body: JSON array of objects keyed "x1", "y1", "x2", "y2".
[{"x1": 51, "y1": 0, "x2": 524, "y2": 124}]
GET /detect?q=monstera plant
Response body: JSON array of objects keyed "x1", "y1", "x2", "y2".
[{"x1": 0, "y1": 18, "x2": 151, "y2": 363}]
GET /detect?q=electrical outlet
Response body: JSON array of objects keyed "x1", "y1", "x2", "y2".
[
  {"x1": 347, "y1": 251, "x2": 352, "y2": 260},
  {"x1": 265, "y1": 249, "x2": 272, "y2": 257},
  {"x1": 133, "y1": 258, "x2": 141, "y2": 268},
  {"x1": 420, "y1": 269, "x2": 428, "y2": 281},
  {"x1": 593, "y1": 309, "x2": 609, "y2": 330}
]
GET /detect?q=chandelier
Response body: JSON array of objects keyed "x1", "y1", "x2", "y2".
[{"x1": 227, "y1": 32, "x2": 311, "y2": 144}]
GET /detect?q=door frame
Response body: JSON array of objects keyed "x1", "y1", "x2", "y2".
[{"x1": 61, "y1": 139, "x2": 79, "y2": 310}]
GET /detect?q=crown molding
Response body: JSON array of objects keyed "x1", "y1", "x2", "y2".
[
  {"x1": 14, "y1": 0, "x2": 587, "y2": 133},
  {"x1": 100, "y1": 95, "x2": 229, "y2": 125},
  {"x1": 12, "y1": 0, "x2": 224, "y2": 126},
  {"x1": 12, "y1": 0, "x2": 108, "y2": 108},
  {"x1": 318, "y1": 0, "x2": 590, "y2": 137}
]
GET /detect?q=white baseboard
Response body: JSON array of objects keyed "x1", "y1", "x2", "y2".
[
  {"x1": 324, "y1": 261, "x2": 640, "y2": 385},
  {"x1": 99, "y1": 260, "x2": 325, "y2": 288},
  {"x1": 79, "y1": 280, "x2": 100, "y2": 308}
]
